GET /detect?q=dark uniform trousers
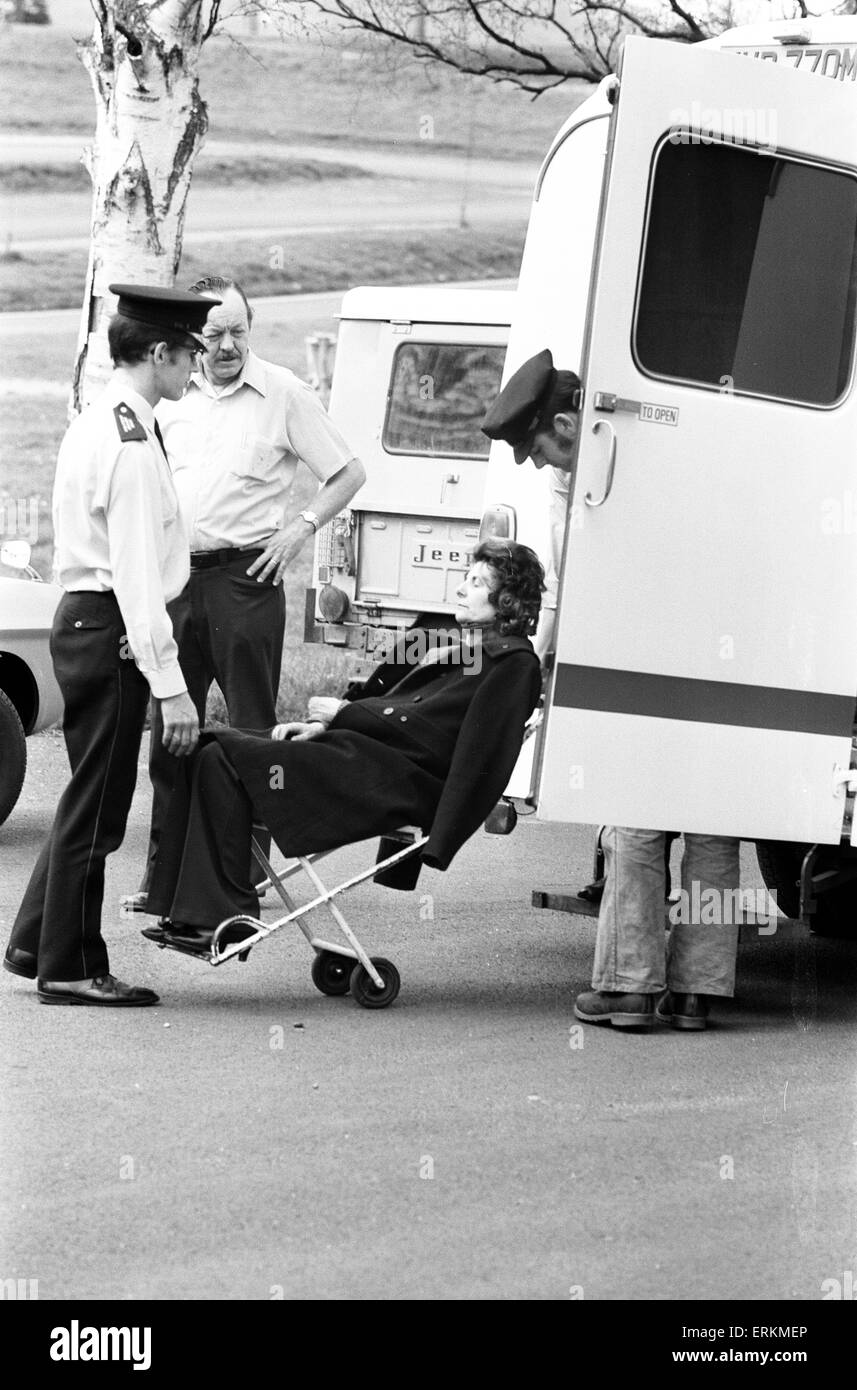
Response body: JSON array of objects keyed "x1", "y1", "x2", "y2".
[
  {"x1": 147, "y1": 740, "x2": 260, "y2": 929},
  {"x1": 9, "y1": 592, "x2": 150, "y2": 981},
  {"x1": 140, "y1": 553, "x2": 285, "y2": 890}
]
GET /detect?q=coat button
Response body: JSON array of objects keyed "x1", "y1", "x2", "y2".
[
  {"x1": 383, "y1": 707, "x2": 394, "y2": 715},
  {"x1": 74, "y1": 620, "x2": 83, "y2": 628},
  {"x1": 399, "y1": 715, "x2": 408, "y2": 722}
]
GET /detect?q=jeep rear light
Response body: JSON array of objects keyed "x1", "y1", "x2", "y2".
[{"x1": 479, "y1": 505, "x2": 517, "y2": 543}]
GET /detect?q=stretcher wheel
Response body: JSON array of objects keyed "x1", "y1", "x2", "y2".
[
  {"x1": 311, "y1": 950, "x2": 352, "y2": 996},
  {"x1": 349, "y1": 957, "x2": 400, "y2": 1010}
]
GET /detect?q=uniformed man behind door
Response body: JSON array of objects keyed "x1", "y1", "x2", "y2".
[
  {"x1": 483, "y1": 350, "x2": 740, "y2": 1033},
  {"x1": 3, "y1": 284, "x2": 216, "y2": 1006}
]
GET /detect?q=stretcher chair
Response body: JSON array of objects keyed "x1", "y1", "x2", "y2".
[
  {"x1": 145, "y1": 709, "x2": 540, "y2": 1008},
  {"x1": 147, "y1": 825, "x2": 460, "y2": 1009}
]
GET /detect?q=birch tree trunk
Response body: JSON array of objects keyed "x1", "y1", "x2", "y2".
[{"x1": 71, "y1": 1, "x2": 219, "y2": 411}]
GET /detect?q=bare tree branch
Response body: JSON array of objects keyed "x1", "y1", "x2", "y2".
[
  {"x1": 201, "y1": 0, "x2": 223, "y2": 43},
  {"x1": 302, "y1": 1, "x2": 736, "y2": 90},
  {"x1": 87, "y1": 0, "x2": 110, "y2": 34},
  {"x1": 305, "y1": 0, "x2": 587, "y2": 90},
  {"x1": 666, "y1": 0, "x2": 706, "y2": 42}
]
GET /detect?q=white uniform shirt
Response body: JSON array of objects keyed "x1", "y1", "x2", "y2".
[
  {"x1": 157, "y1": 351, "x2": 357, "y2": 552},
  {"x1": 544, "y1": 465, "x2": 570, "y2": 613},
  {"x1": 52, "y1": 374, "x2": 189, "y2": 700}
]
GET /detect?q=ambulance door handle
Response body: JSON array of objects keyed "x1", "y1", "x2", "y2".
[
  {"x1": 584, "y1": 421, "x2": 616, "y2": 508},
  {"x1": 440, "y1": 472, "x2": 459, "y2": 504},
  {"x1": 594, "y1": 392, "x2": 640, "y2": 414}
]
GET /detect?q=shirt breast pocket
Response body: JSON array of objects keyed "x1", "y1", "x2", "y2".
[{"x1": 234, "y1": 433, "x2": 280, "y2": 482}]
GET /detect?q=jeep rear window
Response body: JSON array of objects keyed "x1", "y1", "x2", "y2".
[
  {"x1": 634, "y1": 139, "x2": 857, "y2": 407},
  {"x1": 383, "y1": 343, "x2": 505, "y2": 457}
]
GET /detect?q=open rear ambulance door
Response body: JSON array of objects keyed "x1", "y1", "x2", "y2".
[{"x1": 537, "y1": 36, "x2": 857, "y2": 842}]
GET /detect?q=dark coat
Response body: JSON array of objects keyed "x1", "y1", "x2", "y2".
[{"x1": 214, "y1": 627, "x2": 541, "y2": 876}]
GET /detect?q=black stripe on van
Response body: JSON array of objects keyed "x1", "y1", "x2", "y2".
[{"x1": 552, "y1": 665, "x2": 855, "y2": 737}]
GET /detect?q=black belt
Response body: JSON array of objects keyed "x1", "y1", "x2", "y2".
[{"x1": 189, "y1": 547, "x2": 263, "y2": 570}]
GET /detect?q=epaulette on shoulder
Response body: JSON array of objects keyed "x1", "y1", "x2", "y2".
[{"x1": 113, "y1": 402, "x2": 147, "y2": 443}]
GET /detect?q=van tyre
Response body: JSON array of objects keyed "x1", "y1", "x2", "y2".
[
  {"x1": 0, "y1": 689, "x2": 26, "y2": 827},
  {"x1": 755, "y1": 840, "x2": 857, "y2": 938}
]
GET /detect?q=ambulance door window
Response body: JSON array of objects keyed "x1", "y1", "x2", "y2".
[
  {"x1": 634, "y1": 139, "x2": 857, "y2": 407},
  {"x1": 383, "y1": 343, "x2": 505, "y2": 457}
]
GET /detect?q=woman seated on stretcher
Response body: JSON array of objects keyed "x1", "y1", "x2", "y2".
[{"x1": 145, "y1": 540, "x2": 545, "y2": 953}]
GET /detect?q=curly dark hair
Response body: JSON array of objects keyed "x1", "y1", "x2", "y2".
[{"x1": 472, "y1": 539, "x2": 545, "y2": 637}]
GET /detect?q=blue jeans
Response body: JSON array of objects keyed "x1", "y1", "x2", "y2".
[{"x1": 592, "y1": 828, "x2": 740, "y2": 997}]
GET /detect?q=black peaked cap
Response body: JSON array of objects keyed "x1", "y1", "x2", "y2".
[
  {"x1": 481, "y1": 349, "x2": 556, "y2": 446},
  {"x1": 109, "y1": 283, "x2": 220, "y2": 348}
]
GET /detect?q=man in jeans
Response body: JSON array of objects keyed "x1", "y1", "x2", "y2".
[{"x1": 574, "y1": 830, "x2": 741, "y2": 1032}]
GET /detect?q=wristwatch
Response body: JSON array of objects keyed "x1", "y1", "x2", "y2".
[{"x1": 299, "y1": 509, "x2": 321, "y2": 533}]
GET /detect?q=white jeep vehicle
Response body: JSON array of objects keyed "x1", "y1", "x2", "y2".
[{"x1": 303, "y1": 286, "x2": 512, "y2": 663}]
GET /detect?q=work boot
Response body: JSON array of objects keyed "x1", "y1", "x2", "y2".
[
  {"x1": 656, "y1": 991, "x2": 710, "y2": 1031},
  {"x1": 573, "y1": 990, "x2": 654, "y2": 1030}
]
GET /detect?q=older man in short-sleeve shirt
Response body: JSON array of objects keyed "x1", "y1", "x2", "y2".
[{"x1": 137, "y1": 275, "x2": 365, "y2": 895}]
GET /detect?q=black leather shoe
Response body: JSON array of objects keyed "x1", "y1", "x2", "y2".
[
  {"x1": 37, "y1": 974, "x2": 159, "y2": 1007},
  {"x1": 573, "y1": 990, "x2": 655, "y2": 1030},
  {"x1": 656, "y1": 991, "x2": 710, "y2": 1031},
  {"x1": 4, "y1": 946, "x2": 37, "y2": 980},
  {"x1": 141, "y1": 918, "x2": 171, "y2": 944},
  {"x1": 161, "y1": 924, "x2": 214, "y2": 953}
]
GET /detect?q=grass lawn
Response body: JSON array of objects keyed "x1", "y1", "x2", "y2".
[
  {"x1": 0, "y1": 155, "x2": 372, "y2": 193},
  {"x1": 0, "y1": 223, "x2": 525, "y2": 311},
  {"x1": 0, "y1": 21, "x2": 558, "y2": 712},
  {"x1": 0, "y1": 27, "x2": 586, "y2": 160}
]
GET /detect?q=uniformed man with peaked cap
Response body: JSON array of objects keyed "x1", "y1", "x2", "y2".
[
  {"x1": 484, "y1": 350, "x2": 741, "y2": 1033},
  {"x1": 3, "y1": 283, "x2": 217, "y2": 1006},
  {"x1": 482, "y1": 348, "x2": 582, "y2": 663},
  {"x1": 128, "y1": 273, "x2": 366, "y2": 912}
]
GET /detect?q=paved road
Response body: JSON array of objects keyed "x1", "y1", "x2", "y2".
[
  {"x1": 0, "y1": 134, "x2": 537, "y2": 252},
  {"x1": 0, "y1": 131, "x2": 542, "y2": 185},
  {"x1": 2, "y1": 279, "x2": 854, "y2": 1303},
  {"x1": 1, "y1": 732, "x2": 855, "y2": 1301}
]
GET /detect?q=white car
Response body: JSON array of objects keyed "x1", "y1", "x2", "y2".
[{"x1": 0, "y1": 544, "x2": 63, "y2": 825}]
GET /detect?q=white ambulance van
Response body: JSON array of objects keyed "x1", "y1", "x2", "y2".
[
  {"x1": 303, "y1": 286, "x2": 512, "y2": 663},
  {"x1": 308, "y1": 17, "x2": 856, "y2": 929},
  {"x1": 486, "y1": 17, "x2": 857, "y2": 930}
]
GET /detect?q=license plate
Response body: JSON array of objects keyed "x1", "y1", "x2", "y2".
[{"x1": 725, "y1": 43, "x2": 857, "y2": 82}]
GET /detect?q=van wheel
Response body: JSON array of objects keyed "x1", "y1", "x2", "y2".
[
  {"x1": 755, "y1": 840, "x2": 857, "y2": 938},
  {"x1": 0, "y1": 689, "x2": 27, "y2": 826}
]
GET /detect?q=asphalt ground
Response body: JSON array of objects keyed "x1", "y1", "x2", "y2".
[
  {"x1": 2, "y1": 285, "x2": 855, "y2": 1310},
  {"x1": 2, "y1": 730, "x2": 856, "y2": 1303}
]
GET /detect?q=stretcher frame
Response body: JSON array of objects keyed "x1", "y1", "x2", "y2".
[
  {"x1": 157, "y1": 827, "x2": 429, "y2": 1009},
  {"x1": 149, "y1": 713, "x2": 540, "y2": 1004}
]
